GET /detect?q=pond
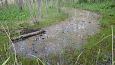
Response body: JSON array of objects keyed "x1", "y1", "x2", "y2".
[{"x1": 12, "y1": 8, "x2": 100, "y2": 65}]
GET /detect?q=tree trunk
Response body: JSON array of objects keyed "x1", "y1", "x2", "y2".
[
  {"x1": 56, "y1": 0, "x2": 61, "y2": 13},
  {"x1": 1, "y1": 0, "x2": 3, "y2": 6},
  {"x1": 4, "y1": 0, "x2": 8, "y2": 6},
  {"x1": 18, "y1": 0, "x2": 23, "y2": 10},
  {"x1": 45, "y1": 0, "x2": 48, "y2": 16},
  {"x1": 37, "y1": 0, "x2": 42, "y2": 19}
]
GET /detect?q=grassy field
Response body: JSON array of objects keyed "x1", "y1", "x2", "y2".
[{"x1": 63, "y1": 0, "x2": 115, "y2": 65}]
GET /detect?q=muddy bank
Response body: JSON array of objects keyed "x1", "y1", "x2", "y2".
[{"x1": 13, "y1": 8, "x2": 100, "y2": 65}]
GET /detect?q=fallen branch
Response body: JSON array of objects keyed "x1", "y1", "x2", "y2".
[{"x1": 11, "y1": 30, "x2": 46, "y2": 42}]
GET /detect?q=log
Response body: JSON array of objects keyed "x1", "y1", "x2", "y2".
[{"x1": 11, "y1": 30, "x2": 46, "y2": 42}]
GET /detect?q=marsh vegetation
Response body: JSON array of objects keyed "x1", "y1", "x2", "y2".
[{"x1": 0, "y1": 0, "x2": 115, "y2": 65}]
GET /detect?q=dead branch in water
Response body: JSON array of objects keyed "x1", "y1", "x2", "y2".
[{"x1": 11, "y1": 30, "x2": 46, "y2": 42}]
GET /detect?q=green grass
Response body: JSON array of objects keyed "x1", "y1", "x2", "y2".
[
  {"x1": 0, "y1": 5, "x2": 30, "y2": 21},
  {"x1": 63, "y1": 0, "x2": 115, "y2": 65},
  {"x1": 33, "y1": 11, "x2": 68, "y2": 28},
  {"x1": 0, "y1": 2, "x2": 67, "y2": 65},
  {"x1": 0, "y1": 3, "x2": 68, "y2": 36},
  {"x1": 0, "y1": 0, "x2": 115, "y2": 65}
]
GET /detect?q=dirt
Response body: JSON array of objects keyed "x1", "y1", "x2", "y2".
[{"x1": 13, "y1": 8, "x2": 100, "y2": 64}]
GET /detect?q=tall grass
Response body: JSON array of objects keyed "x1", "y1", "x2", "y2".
[
  {"x1": 63, "y1": 0, "x2": 115, "y2": 65},
  {"x1": 0, "y1": 0, "x2": 115, "y2": 65},
  {"x1": 2, "y1": 57, "x2": 10, "y2": 65},
  {"x1": 0, "y1": 5, "x2": 30, "y2": 21},
  {"x1": 0, "y1": 23, "x2": 46, "y2": 65},
  {"x1": 0, "y1": 1, "x2": 67, "y2": 65}
]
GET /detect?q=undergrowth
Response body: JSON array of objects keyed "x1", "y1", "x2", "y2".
[
  {"x1": 63, "y1": 0, "x2": 115, "y2": 65},
  {"x1": 0, "y1": 2, "x2": 67, "y2": 65}
]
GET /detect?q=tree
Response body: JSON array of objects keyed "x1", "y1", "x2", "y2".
[
  {"x1": 5, "y1": 0, "x2": 8, "y2": 6},
  {"x1": 45, "y1": 0, "x2": 48, "y2": 15},
  {"x1": 37, "y1": 0, "x2": 42, "y2": 19},
  {"x1": 18, "y1": 0, "x2": 24, "y2": 10},
  {"x1": 0, "y1": 0, "x2": 3, "y2": 6}
]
